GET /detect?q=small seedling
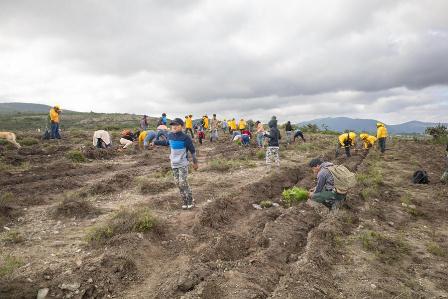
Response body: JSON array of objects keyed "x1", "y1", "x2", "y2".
[
  {"x1": 259, "y1": 200, "x2": 273, "y2": 208},
  {"x1": 66, "y1": 150, "x2": 86, "y2": 163},
  {"x1": 282, "y1": 187, "x2": 309, "y2": 207}
]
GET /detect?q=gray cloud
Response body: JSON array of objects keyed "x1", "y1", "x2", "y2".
[{"x1": 0, "y1": 0, "x2": 447, "y2": 123}]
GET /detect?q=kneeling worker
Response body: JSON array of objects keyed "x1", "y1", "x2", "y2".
[
  {"x1": 308, "y1": 158, "x2": 349, "y2": 210},
  {"x1": 360, "y1": 133, "x2": 377, "y2": 150},
  {"x1": 93, "y1": 130, "x2": 111, "y2": 148}
]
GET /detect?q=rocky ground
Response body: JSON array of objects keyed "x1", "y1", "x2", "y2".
[{"x1": 0, "y1": 130, "x2": 447, "y2": 298}]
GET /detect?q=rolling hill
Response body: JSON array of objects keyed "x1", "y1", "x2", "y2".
[{"x1": 298, "y1": 117, "x2": 447, "y2": 134}]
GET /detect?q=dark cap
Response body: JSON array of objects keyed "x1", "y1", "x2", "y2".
[
  {"x1": 308, "y1": 158, "x2": 323, "y2": 168},
  {"x1": 170, "y1": 118, "x2": 184, "y2": 126}
]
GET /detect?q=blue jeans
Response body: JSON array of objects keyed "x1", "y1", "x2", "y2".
[
  {"x1": 257, "y1": 133, "x2": 264, "y2": 147},
  {"x1": 51, "y1": 122, "x2": 61, "y2": 139}
]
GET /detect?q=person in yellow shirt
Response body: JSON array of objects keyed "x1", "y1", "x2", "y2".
[
  {"x1": 338, "y1": 131, "x2": 356, "y2": 157},
  {"x1": 49, "y1": 105, "x2": 61, "y2": 139},
  {"x1": 376, "y1": 123, "x2": 388, "y2": 153},
  {"x1": 359, "y1": 133, "x2": 377, "y2": 150},
  {"x1": 238, "y1": 118, "x2": 246, "y2": 131},
  {"x1": 229, "y1": 118, "x2": 237, "y2": 134},
  {"x1": 202, "y1": 115, "x2": 209, "y2": 130},
  {"x1": 185, "y1": 115, "x2": 194, "y2": 138}
]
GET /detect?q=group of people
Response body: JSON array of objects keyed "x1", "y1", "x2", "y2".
[
  {"x1": 337, "y1": 123, "x2": 389, "y2": 157},
  {"x1": 48, "y1": 106, "x2": 396, "y2": 212}
]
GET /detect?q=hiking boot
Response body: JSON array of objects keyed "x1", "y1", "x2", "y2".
[
  {"x1": 182, "y1": 205, "x2": 188, "y2": 210},
  {"x1": 187, "y1": 204, "x2": 195, "y2": 209}
]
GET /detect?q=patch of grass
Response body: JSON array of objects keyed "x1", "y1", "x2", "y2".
[
  {"x1": 1, "y1": 231, "x2": 24, "y2": 244},
  {"x1": 360, "y1": 186, "x2": 379, "y2": 200},
  {"x1": 53, "y1": 194, "x2": 101, "y2": 219},
  {"x1": 259, "y1": 200, "x2": 273, "y2": 208},
  {"x1": 208, "y1": 158, "x2": 255, "y2": 172},
  {"x1": 296, "y1": 143, "x2": 317, "y2": 152},
  {"x1": 256, "y1": 150, "x2": 265, "y2": 160},
  {"x1": 0, "y1": 161, "x2": 31, "y2": 172},
  {"x1": 399, "y1": 194, "x2": 422, "y2": 216},
  {"x1": 0, "y1": 192, "x2": 14, "y2": 208},
  {"x1": 360, "y1": 230, "x2": 409, "y2": 263},
  {"x1": 426, "y1": 242, "x2": 446, "y2": 257},
  {"x1": 66, "y1": 150, "x2": 86, "y2": 163},
  {"x1": 357, "y1": 161, "x2": 383, "y2": 200},
  {"x1": 19, "y1": 137, "x2": 39, "y2": 146},
  {"x1": 0, "y1": 255, "x2": 23, "y2": 278},
  {"x1": 86, "y1": 207, "x2": 158, "y2": 245},
  {"x1": 137, "y1": 177, "x2": 175, "y2": 194},
  {"x1": 282, "y1": 187, "x2": 309, "y2": 207}
]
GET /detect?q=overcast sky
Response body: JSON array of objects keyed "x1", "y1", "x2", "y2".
[{"x1": 0, "y1": 0, "x2": 447, "y2": 124}]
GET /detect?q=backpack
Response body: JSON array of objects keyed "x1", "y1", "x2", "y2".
[
  {"x1": 327, "y1": 165, "x2": 356, "y2": 194},
  {"x1": 413, "y1": 170, "x2": 429, "y2": 184}
]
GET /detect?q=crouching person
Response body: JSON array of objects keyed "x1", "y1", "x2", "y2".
[
  {"x1": 152, "y1": 118, "x2": 198, "y2": 210},
  {"x1": 93, "y1": 130, "x2": 112, "y2": 148},
  {"x1": 308, "y1": 158, "x2": 355, "y2": 210}
]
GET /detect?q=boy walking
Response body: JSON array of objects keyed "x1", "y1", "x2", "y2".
[{"x1": 153, "y1": 118, "x2": 198, "y2": 209}]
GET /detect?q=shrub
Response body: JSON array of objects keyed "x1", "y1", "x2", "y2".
[
  {"x1": 0, "y1": 192, "x2": 14, "y2": 208},
  {"x1": 425, "y1": 124, "x2": 447, "y2": 144},
  {"x1": 427, "y1": 242, "x2": 446, "y2": 257},
  {"x1": 1, "y1": 231, "x2": 24, "y2": 244},
  {"x1": 259, "y1": 200, "x2": 273, "y2": 208},
  {"x1": 360, "y1": 230, "x2": 409, "y2": 262},
  {"x1": 53, "y1": 194, "x2": 101, "y2": 219},
  {"x1": 282, "y1": 187, "x2": 309, "y2": 207},
  {"x1": 137, "y1": 178, "x2": 175, "y2": 195},
  {"x1": 0, "y1": 255, "x2": 23, "y2": 277},
  {"x1": 86, "y1": 207, "x2": 158, "y2": 245},
  {"x1": 208, "y1": 159, "x2": 231, "y2": 172},
  {"x1": 256, "y1": 150, "x2": 265, "y2": 160},
  {"x1": 66, "y1": 150, "x2": 86, "y2": 163},
  {"x1": 19, "y1": 138, "x2": 39, "y2": 146}
]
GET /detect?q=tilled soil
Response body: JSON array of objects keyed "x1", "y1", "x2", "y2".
[{"x1": 1, "y1": 133, "x2": 447, "y2": 298}]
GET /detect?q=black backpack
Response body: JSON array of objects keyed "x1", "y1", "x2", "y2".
[{"x1": 412, "y1": 170, "x2": 429, "y2": 184}]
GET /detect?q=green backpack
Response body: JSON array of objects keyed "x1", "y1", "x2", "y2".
[{"x1": 327, "y1": 165, "x2": 357, "y2": 194}]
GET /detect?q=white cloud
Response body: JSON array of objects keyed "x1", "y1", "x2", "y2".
[{"x1": 0, "y1": 0, "x2": 447, "y2": 123}]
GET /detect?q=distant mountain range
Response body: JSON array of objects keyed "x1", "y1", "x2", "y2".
[
  {"x1": 0, "y1": 102, "x2": 76, "y2": 114},
  {"x1": 298, "y1": 117, "x2": 447, "y2": 134},
  {"x1": 0, "y1": 103, "x2": 444, "y2": 134}
]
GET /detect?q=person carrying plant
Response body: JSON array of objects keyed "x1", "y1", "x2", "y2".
[
  {"x1": 264, "y1": 120, "x2": 281, "y2": 170},
  {"x1": 376, "y1": 122, "x2": 388, "y2": 154},
  {"x1": 152, "y1": 118, "x2": 198, "y2": 210},
  {"x1": 308, "y1": 158, "x2": 355, "y2": 210}
]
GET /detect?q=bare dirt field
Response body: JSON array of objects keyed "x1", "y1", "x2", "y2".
[{"x1": 1, "y1": 130, "x2": 447, "y2": 298}]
